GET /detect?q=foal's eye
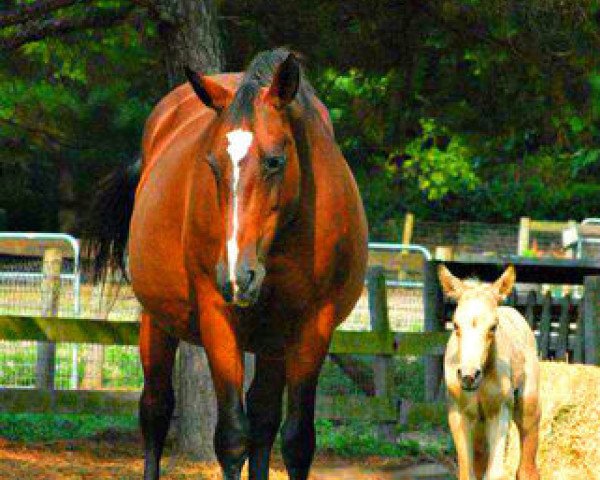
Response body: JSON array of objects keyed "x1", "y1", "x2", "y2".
[
  {"x1": 263, "y1": 155, "x2": 286, "y2": 174},
  {"x1": 490, "y1": 324, "x2": 498, "y2": 333}
]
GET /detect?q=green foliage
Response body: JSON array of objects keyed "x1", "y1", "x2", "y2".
[
  {"x1": 401, "y1": 119, "x2": 478, "y2": 200},
  {"x1": 315, "y1": 419, "x2": 452, "y2": 458},
  {"x1": 0, "y1": 6, "x2": 163, "y2": 231},
  {"x1": 4, "y1": 0, "x2": 600, "y2": 232},
  {"x1": 0, "y1": 413, "x2": 136, "y2": 442}
]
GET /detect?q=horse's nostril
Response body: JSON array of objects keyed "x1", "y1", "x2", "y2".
[
  {"x1": 457, "y1": 368, "x2": 462, "y2": 379},
  {"x1": 237, "y1": 267, "x2": 256, "y2": 291},
  {"x1": 247, "y1": 269, "x2": 255, "y2": 286},
  {"x1": 473, "y1": 369, "x2": 481, "y2": 380}
]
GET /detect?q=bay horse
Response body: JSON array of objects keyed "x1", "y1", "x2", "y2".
[
  {"x1": 86, "y1": 48, "x2": 368, "y2": 480},
  {"x1": 438, "y1": 265, "x2": 540, "y2": 480}
]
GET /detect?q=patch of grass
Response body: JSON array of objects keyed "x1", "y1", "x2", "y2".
[
  {"x1": 316, "y1": 419, "x2": 452, "y2": 458},
  {"x1": 0, "y1": 413, "x2": 137, "y2": 442}
]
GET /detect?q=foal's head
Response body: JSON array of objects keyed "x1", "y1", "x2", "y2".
[
  {"x1": 186, "y1": 49, "x2": 306, "y2": 306},
  {"x1": 438, "y1": 265, "x2": 516, "y2": 391}
]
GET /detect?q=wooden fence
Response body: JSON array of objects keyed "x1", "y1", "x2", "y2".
[
  {"x1": 0, "y1": 264, "x2": 444, "y2": 423},
  {"x1": 1, "y1": 257, "x2": 600, "y2": 426}
]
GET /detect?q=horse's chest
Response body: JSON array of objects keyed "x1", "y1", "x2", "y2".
[{"x1": 458, "y1": 381, "x2": 513, "y2": 421}]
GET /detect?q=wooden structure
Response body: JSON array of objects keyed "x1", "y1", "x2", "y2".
[
  {"x1": 0, "y1": 267, "x2": 418, "y2": 423},
  {"x1": 517, "y1": 217, "x2": 576, "y2": 256},
  {"x1": 424, "y1": 256, "x2": 600, "y2": 400},
  {"x1": 562, "y1": 219, "x2": 600, "y2": 259},
  {"x1": 1, "y1": 258, "x2": 600, "y2": 425}
]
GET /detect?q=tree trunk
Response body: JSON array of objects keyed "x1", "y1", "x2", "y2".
[
  {"x1": 153, "y1": 0, "x2": 224, "y2": 79},
  {"x1": 58, "y1": 157, "x2": 76, "y2": 233},
  {"x1": 150, "y1": 0, "x2": 225, "y2": 461}
]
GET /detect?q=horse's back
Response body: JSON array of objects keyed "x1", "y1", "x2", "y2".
[
  {"x1": 498, "y1": 306, "x2": 537, "y2": 351},
  {"x1": 497, "y1": 306, "x2": 539, "y2": 390}
]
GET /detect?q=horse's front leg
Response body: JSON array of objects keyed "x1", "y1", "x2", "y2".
[
  {"x1": 247, "y1": 353, "x2": 286, "y2": 480},
  {"x1": 139, "y1": 312, "x2": 179, "y2": 480},
  {"x1": 485, "y1": 403, "x2": 512, "y2": 480},
  {"x1": 448, "y1": 402, "x2": 477, "y2": 480},
  {"x1": 198, "y1": 301, "x2": 248, "y2": 480},
  {"x1": 281, "y1": 305, "x2": 335, "y2": 480}
]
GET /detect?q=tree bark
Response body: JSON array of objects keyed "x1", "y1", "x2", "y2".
[
  {"x1": 150, "y1": 0, "x2": 224, "y2": 461},
  {"x1": 153, "y1": 0, "x2": 224, "y2": 80}
]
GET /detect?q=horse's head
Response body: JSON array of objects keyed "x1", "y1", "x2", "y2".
[
  {"x1": 186, "y1": 51, "x2": 303, "y2": 307},
  {"x1": 438, "y1": 264, "x2": 516, "y2": 392}
]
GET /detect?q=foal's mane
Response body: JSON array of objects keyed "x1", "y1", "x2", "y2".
[{"x1": 227, "y1": 48, "x2": 315, "y2": 124}]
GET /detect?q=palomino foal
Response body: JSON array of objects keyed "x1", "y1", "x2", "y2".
[{"x1": 439, "y1": 265, "x2": 540, "y2": 480}]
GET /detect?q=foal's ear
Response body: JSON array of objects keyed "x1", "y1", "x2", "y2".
[
  {"x1": 266, "y1": 53, "x2": 300, "y2": 109},
  {"x1": 492, "y1": 265, "x2": 516, "y2": 301},
  {"x1": 438, "y1": 265, "x2": 465, "y2": 300},
  {"x1": 184, "y1": 67, "x2": 232, "y2": 112}
]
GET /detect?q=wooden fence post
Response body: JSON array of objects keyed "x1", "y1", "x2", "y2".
[
  {"x1": 367, "y1": 266, "x2": 395, "y2": 434},
  {"x1": 401, "y1": 212, "x2": 414, "y2": 247},
  {"x1": 367, "y1": 266, "x2": 393, "y2": 398},
  {"x1": 556, "y1": 295, "x2": 571, "y2": 361},
  {"x1": 538, "y1": 291, "x2": 552, "y2": 359},
  {"x1": 575, "y1": 296, "x2": 584, "y2": 363},
  {"x1": 36, "y1": 248, "x2": 61, "y2": 390},
  {"x1": 583, "y1": 276, "x2": 600, "y2": 365},
  {"x1": 82, "y1": 345, "x2": 104, "y2": 389},
  {"x1": 423, "y1": 260, "x2": 444, "y2": 402},
  {"x1": 518, "y1": 217, "x2": 531, "y2": 255}
]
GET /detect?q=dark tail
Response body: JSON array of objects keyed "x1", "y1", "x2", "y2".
[{"x1": 83, "y1": 158, "x2": 141, "y2": 283}]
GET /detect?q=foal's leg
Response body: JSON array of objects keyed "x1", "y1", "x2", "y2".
[
  {"x1": 448, "y1": 403, "x2": 477, "y2": 480},
  {"x1": 472, "y1": 425, "x2": 488, "y2": 480},
  {"x1": 198, "y1": 303, "x2": 248, "y2": 480},
  {"x1": 247, "y1": 354, "x2": 286, "y2": 480},
  {"x1": 281, "y1": 306, "x2": 335, "y2": 480},
  {"x1": 514, "y1": 393, "x2": 541, "y2": 480},
  {"x1": 139, "y1": 313, "x2": 179, "y2": 480},
  {"x1": 485, "y1": 403, "x2": 511, "y2": 480}
]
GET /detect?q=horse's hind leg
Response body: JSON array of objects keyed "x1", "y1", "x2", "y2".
[
  {"x1": 247, "y1": 354, "x2": 285, "y2": 480},
  {"x1": 139, "y1": 312, "x2": 179, "y2": 480}
]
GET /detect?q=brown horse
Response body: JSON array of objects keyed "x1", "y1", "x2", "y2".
[{"x1": 86, "y1": 48, "x2": 368, "y2": 480}]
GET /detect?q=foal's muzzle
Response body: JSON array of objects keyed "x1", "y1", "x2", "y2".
[
  {"x1": 233, "y1": 261, "x2": 266, "y2": 307},
  {"x1": 458, "y1": 368, "x2": 482, "y2": 391}
]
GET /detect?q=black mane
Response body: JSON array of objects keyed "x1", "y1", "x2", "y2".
[{"x1": 227, "y1": 48, "x2": 314, "y2": 124}]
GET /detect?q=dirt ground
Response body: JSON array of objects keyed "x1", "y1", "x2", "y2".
[{"x1": 0, "y1": 432, "x2": 451, "y2": 480}]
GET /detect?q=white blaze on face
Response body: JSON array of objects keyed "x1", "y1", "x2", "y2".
[{"x1": 225, "y1": 129, "x2": 253, "y2": 293}]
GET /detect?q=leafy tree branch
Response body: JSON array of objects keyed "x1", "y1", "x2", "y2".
[
  {"x1": 0, "y1": 0, "x2": 80, "y2": 29},
  {"x1": 0, "y1": 4, "x2": 136, "y2": 51}
]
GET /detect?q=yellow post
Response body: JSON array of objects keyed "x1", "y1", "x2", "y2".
[
  {"x1": 401, "y1": 212, "x2": 414, "y2": 254},
  {"x1": 518, "y1": 217, "x2": 531, "y2": 255}
]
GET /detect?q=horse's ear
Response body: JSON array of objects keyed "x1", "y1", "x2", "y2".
[
  {"x1": 266, "y1": 53, "x2": 300, "y2": 109},
  {"x1": 438, "y1": 264, "x2": 465, "y2": 300},
  {"x1": 184, "y1": 67, "x2": 232, "y2": 111},
  {"x1": 492, "y1": 265, "x2": 516, "y2": 301}
]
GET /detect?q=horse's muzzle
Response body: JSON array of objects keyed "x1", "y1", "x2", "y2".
[
  {"x1": 233, "y1": 262, "x2": 266, "y2": 307},
  {"x1": 458, "y1": 368, "x2": 482, "y2": 391}
]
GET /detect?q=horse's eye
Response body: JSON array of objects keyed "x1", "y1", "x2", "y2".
[
  {"x1": 453, "y1": 322, "x2": 460, "y2": 334},
  {"x1": 263, "y1": 155, "x2": 285, "y2": 173},
  {"x1": 490, "y1": 324, "x2": 498, "y2": 333}
]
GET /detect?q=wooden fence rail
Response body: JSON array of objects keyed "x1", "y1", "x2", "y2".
[{"x1": 1, "y1": 260, "x2": 599, "y2": 425}]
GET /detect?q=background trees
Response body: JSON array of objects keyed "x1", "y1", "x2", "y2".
[{"x1": 2, "y1": 0, "x2": 600, "y2": 234}]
